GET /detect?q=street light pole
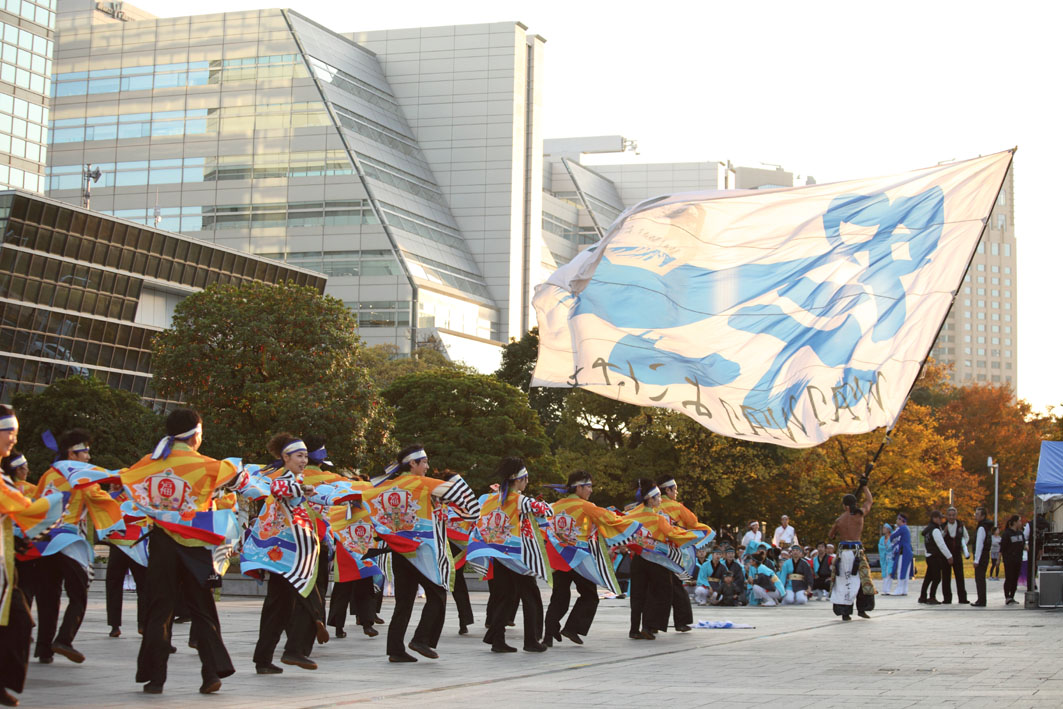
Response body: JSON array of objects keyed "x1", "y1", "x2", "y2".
[{"x1": 988, "y1": 456, "x2": 999, "y2": 526}]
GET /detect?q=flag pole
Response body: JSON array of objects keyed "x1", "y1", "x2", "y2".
[{"x1": 856, "y1": 149, "x2": 1016, "y2": 494}]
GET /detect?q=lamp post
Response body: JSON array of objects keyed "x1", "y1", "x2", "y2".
[{"x1": 987, "y1": 456, "x2": 999, "y2": 526}]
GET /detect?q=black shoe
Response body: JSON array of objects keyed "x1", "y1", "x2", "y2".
[
  {"x1": 169, "y1": 645, "x2": 177, "y2": 654},
  {"x1": 858, "y1": 611, "x2": 871, "y2": 619},
  {"x1": 38, "y1": 655, "x2": 53, "y2": 664},
  {"x1": 560, "y1": 629, "x2": 583, "y2": 644},
  {"x1": 1006, "y1": 598, "x2": 1019, "y2": 605},
  {"x1": 970, "y1": 601, "x2": 986, "y2": 607},
  {"x1": 941, "y1": 600, "x2": 952, "y2": 605},
  {"x1": 523, "y1": 641, "x2": 548, "y2": 652},
  {"x1": 491, "y1": 643, "x2": 517, "y2": 653},
  {"x1": 188, "y1": 638, "x2": 198, "y2": 649},
  {"x1": 543, "y1": 636, "x2": 553, "y2": 647},
  {"x1": 675, "y1": 624, "x2": 692, "y2": 633},
  {"x1": 375, "y1": 616, "x2": 385, "y2": 625},
  {"x1": 334, "y1": 627, "x2": 347, "y2": 639},
  {"x1": 280, "y1": 653, "x2": 317, "y2": 670},
  {"x1": 842, "y1": 615, "x2": 852, "y2": 621},
  {"x1": 628, "y1": 631, "x2": 655, "y2": 640},
  {"x1": 408, "y1": 641, "x2": 438, "y2": 659},
  {"x1": 109, "y1": 627, "x2": 121, "y2": 638},
  {"x1": 459, "y1": 624, "x2": 469, "y2": 635},
  {"x1": 917, "y1": 597, "x2": 927, "y2": 604},
  {"x1": 925, "y1": 599, "x2": 941, "y2": 605},
  {"x1": 52, "y1": 643, "x2": 85, "y2": 664},
  {"x1": 143, "y1": 682, "x2": 163, "y2": 695},
  {"x1": 389, "y1": 653, "x2": 418, "y2": 663},
  {"x1": 173, "y1": 615, "x2": 190, "y2": 624},
  {"x1": 616, "y1": 594, "x2": 626, "y2": 599},
  {"x1": 255, "y1": 664, "x2": 283, "y2": 675},
  {"x1": 0, "y1": 688, "x2": 17, "y2": 707},
  {"x1": 199, "y1": 678, "x2": 221, "y2": 694},
  {"x1": 315, "y1": 621, "x2": 329, "y2": 645},
  {"x1": 362, "y1": 626, "x2": 379, "y2": 638}
]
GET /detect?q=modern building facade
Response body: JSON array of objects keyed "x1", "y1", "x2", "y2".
[
  {"x1": 47, "y1": 1, "x2": 544, "y2": 371},
  {"x1": 0, "y1": 0, "x2": 54, "y2": 193},
  {"x1": 931, "y1": 164, "x2": 1017, "y2": 389},
  {"x1": 0, "y1": 189, "x2": 324, "y2": 404}
]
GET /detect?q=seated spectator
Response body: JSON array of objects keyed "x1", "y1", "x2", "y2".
[
  {"x1": 810, "y1": 541, "x2": 833, "y2": 601},
  {"x1": 715, "y1": 571, "x2": 745, "y2": 606},
  {"x1": 694, "y1": 548, "x2": 723, "y2": 606},
  {"x1": 781, "y1": 545, "x2": 814, "y2": 605},
  {"x1": 748, "y1": 550, "x2": 785, "y2": 606}
]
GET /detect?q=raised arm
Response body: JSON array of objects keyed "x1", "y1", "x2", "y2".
[{"x1": 860, "y1": 484, "x2": 873, "y2": 515}]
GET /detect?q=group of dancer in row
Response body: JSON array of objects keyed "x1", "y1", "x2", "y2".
[{"x1": 0, "y1": 403, "x2": 740, "y2": 704}]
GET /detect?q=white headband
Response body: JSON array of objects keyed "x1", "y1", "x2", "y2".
[
  {"x1": 509, "y1": 467, "x2": 528, "y2": 481},
  {"x1": 175, "y1": 424, "x2": 202, "y2": 440},
  {"x1": 0, "y1": 415, "x2": 18, "y2": 431},
  {"x1": 8, "y1": 454, "x2": 27, "y2": 468},
  {"x1": 644, "y1": 486, "x2": 661, "y2": 499},
  {"x1": 402, "y1": 449, "x2": 427, "y2": 464},
  {"x1": 658, "y1": 479, "x2": 677, "y2": 489},
  {"x1": 70, "y1": 442, "x2": 90, "y2": 453},
  {"x1": 283, "y1": 440, "x2": 308, "y2": 456}
]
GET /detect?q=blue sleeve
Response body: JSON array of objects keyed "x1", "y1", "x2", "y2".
[
  {"x1": 778, "y1": 560, "x2": 792, "y2": 589},
  {"x1": 696, "y1": 560, "x2": 713, "y2": 586}
]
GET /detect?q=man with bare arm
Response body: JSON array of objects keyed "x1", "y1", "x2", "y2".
[{"x1": 828, "y1": 477, "x2": 874, "y2": 621}]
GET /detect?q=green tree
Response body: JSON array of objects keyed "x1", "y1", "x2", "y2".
[
  {"x1": 360, "y1": 343, "x2": 473, "y2": 390},
  {"x1": 11, "y1": 375, "x2": 162, "y2": 476},
  {"x1": 151, "y1": 281, "x2": 390, "y2": 469},
  {"x1": 383, "y1": 369, "x2": 556, "y2": 491},
  {"x1": 495, "y1": 327, "x2": 569, "y2": 436}
]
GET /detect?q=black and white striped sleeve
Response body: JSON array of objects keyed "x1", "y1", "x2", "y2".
[{"x1": 433, "y1": 475, "x2": 480, "y2": 521}]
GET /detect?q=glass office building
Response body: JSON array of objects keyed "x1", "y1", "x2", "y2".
[
  {"x1": 48, "y1": 4, "x2": 546, "y2": 370},
  {"x1": 0, "y1": 0, "x2": 54, "y2": 192},
  {"x1": 0, "y1": 189, "x2": 325, "y2": 404}
]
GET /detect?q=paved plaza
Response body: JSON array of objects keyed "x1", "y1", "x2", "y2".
[{"x1": 18, "y1": 576, "x2": 1061, "y2": 708}]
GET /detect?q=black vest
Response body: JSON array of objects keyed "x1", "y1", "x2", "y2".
[
  {"x1": 943, "y1": 520, "x2": 968, "y2": 555},
  {"x1": 790, "y1": 558, "x2": 813, "y2": 591},
  {"x1": 922, "y1": 522, "x2": 942, "y2": 559},
  {"x1": 975, "y1": 519, "x2": 993, "y2": 565}
]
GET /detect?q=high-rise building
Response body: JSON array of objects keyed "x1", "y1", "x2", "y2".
[
  {"x1": 48, "y1": 2, "x2": 544, "y2": 371},
  {"x1": 0, "y1": 0, "x2": 54, "y2": 192},
  {"x1": 930, "y1": 164, "x2": 1017, "y2": 389}
]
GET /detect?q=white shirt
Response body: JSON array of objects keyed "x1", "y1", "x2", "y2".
[
  {"x1": 931, "y1": 528, "x2": 951, "y2": 559},
  {"x1": 741, "y1": 529, "x2": 762, "y2": 547},
  {"x1": 773, "y1": 524, "x2": 797, "y2": 547},
  {"x1": 945, "y1": 520, "x2": 970, "y2": 558}
]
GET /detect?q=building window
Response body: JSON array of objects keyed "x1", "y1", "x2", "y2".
[
  {"x1": 997, "y1": 214, "x2": 1006, "y2": 230},
  {"x1": 991, "y1": 243, "x2": 999, "y2": 256},
  {"x1": 1004, "y1": 243, "x2": 1012, "y2": 257}
]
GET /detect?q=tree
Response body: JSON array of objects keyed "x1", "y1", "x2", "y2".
[
  {"x1": 360, "y1": 343, "x2": 474, "y2": 390},
  {"x1": 151, "y1": 281, "x2": 390, "y2": 469},
  {"x1": 495, "y1": 328, "x2": 569, "y2": 436},
  {"x1": 11, "y1": 375, "x2": 162, "y2": 476},
  {"x1": 383, "y1": 369, "x2": 556, "y2": 491}
]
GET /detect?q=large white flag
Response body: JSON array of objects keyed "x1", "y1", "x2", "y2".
[{"x1": 532, "y1": 151, "x2": 1013, "y2": 448}]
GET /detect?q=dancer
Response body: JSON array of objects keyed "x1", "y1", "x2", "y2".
[
  {"x1": 544, "y1": 471, "x2": 639, "y2": 646},
  {"x1": 827, "y1": 479, "x2": 874, "y2": 621},
  {"x1": 0, "y1": 452, "x2": 32, "y2": 496},
  {"x1": 887, "y1": 514, "x2": 914, "y2": 596},
  {"x1": 878, "y1": 523, "x2": 894, "y2": 595},
  {"x1": 467, "y1": 457, "x2": 554, "y2": 653},
  {"x1": 121, "y1": 407, "x2": 246, "y2": 695},
  {"x1": 104, "y1": 483, "x2": 148, "y2": 638},
  {"x1": 0, "y1": 406, "x2": 64, "y2": 707},
  {"x1": 328, "y1": 475, "x2": 382, "y2": 639},
  {"x1": 445, "y1": 506, "x2": 475, "y2": 635},
  {"x1": 657, "y1": 476, "x2": 714, "y2": 632},
  {"x1": 243, "y1": 434, "x2": 345, "y2": 674},
  {"x1": 31, "y1": 429, "x2": 123, "y2": 664},
  {"x1": 623, "y1": 478, "x2": 705, "y2": 640},
  {"x1": 362, "y1": 445, "x2": 479, "y2": 662}
]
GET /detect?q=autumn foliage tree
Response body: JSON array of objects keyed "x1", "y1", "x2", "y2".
[{"x1": 151, "y1": 281, "x2": 390, "y2": 469}]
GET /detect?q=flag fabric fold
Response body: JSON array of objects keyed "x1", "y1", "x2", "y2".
[{"x1": 532, "y1": 151, "x2": 1014, "y2": 447}]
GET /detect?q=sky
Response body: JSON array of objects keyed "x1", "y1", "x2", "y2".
[{"x1": 128, "y1": 0, "x2": 1062, "y2": 413}]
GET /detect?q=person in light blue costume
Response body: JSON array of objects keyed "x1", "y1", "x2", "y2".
[
  {"x1": 877, "y1": 523, "x2": 894, "y2": 593},
  {"x1": 746, "y1": 549, "x2": 785, "y2": 606},
  {"x1": 887, "y1": 514, "x2": 914, "y2": 596}
]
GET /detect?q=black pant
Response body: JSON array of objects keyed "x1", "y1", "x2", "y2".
[
  {"x1": 670, "y1": 573, "x2": 693, "y2": 628},
  {"x1": 328, "y1": 577, "x2": 377, "y2": 630},
  {"x1": 629, "y1": 555, "x2": 671, "y2": 634},
  {"x1": 942, "y1": 554, "x2": 967, "y2": 603},
  {"x1": 989, "y1": 555, "x2": 1001, "y2": 578},
  {"x1": 485, "y1": 570, "x2": 519, "y2": 627},
  {"x1": 449, "y1": 544, "x2": 474, "y2": 629},
  {"x1": 0, "y1": 586, "x2": 32, "y2": 695},
  {"x1": 253, "y1": 573, "x2": 319, "y2": 664},
  {"x1": 973, "y1": 560, "x2": 988, "y2": 604},
  {"x1": 545, "y1": 568, "x2": 599, "y2": 638},
  {"x1": 483, "y1": 562, "x2": 542, "y2": 649},
  {"x1": 136, "y1": 531, "x2": 233, "y2": 686},
  {"x1": 105, "y1": 546, "x2": 147, "y2": 630},
  {"x1": 34, "y1": 553, "x2": 88, "y2": 658},
  {"x1": 387, "y1": 553, "x2": 446, "y2": 657},
  {"x1": 919, "y1": 555, "x2": 948, "y2": 601},
  {"x1": 1003, "y1": 556, "x2": 1021, "y2": 600}
]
